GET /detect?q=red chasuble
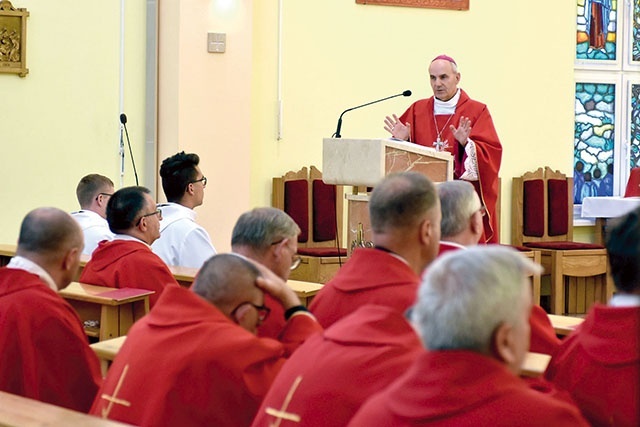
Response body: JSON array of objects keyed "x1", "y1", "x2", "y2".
[
  {"x1": 252, "y1": 305, "x2": 422, "y2": 427},
  {"x1": 0, "y1": 268, "x2": 102, "y2": 412},
  {"x1": 308, "y1": 248, "x2": 419, "y2": 328},
  {"x1": 90, "y1": 285, "x2": 322, "y2": 427},
  {"x1": 545, "y1": 304, "x2": 640, "y2": 427},
  {"x1": 80, "y1": 239, "x2": 178, "y2": 307},
  {"x1": 349, "y1": 351, "x2": 588, "y2": 426},
  {"x1": 399, "y1": 90, "x2": 502, "y2": 243},
  {"x1": 257, "y1": 293, "x2": 286, "y2": 339}
]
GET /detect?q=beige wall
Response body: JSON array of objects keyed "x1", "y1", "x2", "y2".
[
  {"x1": 251, "y1": 0, "x2": 578, "y2": 244},
  {"x1": 0, "y1": 0, "x2": 588, "y2": 249},
  {"x1": 0, "y1": 1, "x2": 146, "y2": 244}
]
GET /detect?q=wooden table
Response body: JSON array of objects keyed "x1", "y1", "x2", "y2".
[
  {"x1": 547, "y1": 314, "x2": 584, "y2": 336},
  {"x1": 90, "y1": 335, "x2": 127, "y2": 375},
  {"x1": 60, "y1": 282, "x2": 153, "y2": 341},
  {"x1": 521, "y1": 351, "x2": 551, "y2": 378},
  {"x1": 0, "y1": 391, "x2": 133, "y2": 427}
]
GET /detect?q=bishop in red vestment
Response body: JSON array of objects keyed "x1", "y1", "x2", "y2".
[
  {"x1": 252, "y1": 304, "x2": 422, "y2": 427},
  {"x1": 80, "y1": 239, "x2": 178, "y2": 307},
  {"x1": 0, "y1": 269, "x2": 102, "y2": 412},
  {"x1": 309, "y1": 248, "x2": 420, "y2": 328},
  {"x1": 91, "y1": 254, "x2": 322, "y2": 427},
  {"x1": 386, "y1": 56, "x2": 502, "y2": 243}
]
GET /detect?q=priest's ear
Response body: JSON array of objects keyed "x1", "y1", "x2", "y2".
[{"x1": 490, "y1": 322, "x2": 521, "y2": 375}]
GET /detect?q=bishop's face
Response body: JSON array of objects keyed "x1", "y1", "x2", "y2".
[{"x1": 429, "y1": 59, "x2": 460, "y2": 102}]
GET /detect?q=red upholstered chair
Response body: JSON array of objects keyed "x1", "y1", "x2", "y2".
[
  {"x1": 272, "y1": 166, "x2": 347, "y2": 283},
  {"x1": 512, "y1": 167, "x2": 614, "y2": 314},
  {"x1": 624, "y1": 167, "x2": 640, "y2": 197}
]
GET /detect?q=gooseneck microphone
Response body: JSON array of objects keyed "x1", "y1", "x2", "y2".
[
  {"x1": 120, "y1": 113, "x2": 139, "y2": 186},
  {"x1": 332, "y1": 90, "x2": 412, "y2": 138}
]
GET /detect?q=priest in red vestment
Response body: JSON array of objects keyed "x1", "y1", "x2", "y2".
[
  {"x1": 252, "y1": 304, "x2": 422, "y2": 427},
  {"x1": 385, "y1": 54, "x2": 502, "y2": 243},
  {"x1": 436, "y1": 181, "x2": 560, "y2": 356},
  {"x1": 309, "y1": 172, "x2": 441, "y2": 328},
  {"x1": 80, "y1": 186, "x2": 179, "y2": 307},
  {"x1": 231, "y1": 207, "x2": 302, "y2": 339},
  {"x1": 0, "y1": 208, "x2": 101, "y2": 412},
  {"x1": 545, "y1": 208, "x2": 640, "y2": 427},
  {"x1": 349, "y1": 246, "x2": 587, "y2": 426},
  {"x1": 90, "y1": 254, "x2": 322, "y2": 427}
]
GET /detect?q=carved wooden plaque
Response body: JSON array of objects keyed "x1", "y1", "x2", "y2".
[
  {"x1": 0, "y1": 0, "x2": 29, "y2": 77},
  {"x1": 356, "y1": 0, "x2": 469, "y2": 10}
]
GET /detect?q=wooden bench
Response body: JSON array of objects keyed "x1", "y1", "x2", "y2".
[
  {"x1": 0, "y1": 391, "x2": 133, "y2": 426},
  {"x1": 521, "y1": 351, "x2": 551, "y2": 378},
  {"x1": 547, "y1": 314, "x2": 584, "y2": 336},
  {"x1": 60, "y1": 282, "x2": 153, "y2": 341}
]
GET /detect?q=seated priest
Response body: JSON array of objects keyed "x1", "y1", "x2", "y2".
[
  {"x1": 437, "y1": 180, "x2": 560, "y2": 356},
  {"x1": 309, "y1": 171, "x2": 441, "y2": 327},
  {"x1": 0, "y1": 208, "x2": 101, "y2": 412},
  {"x1": 545, "y1": 207, "x2": 640, "y2": 427},
  {"x1": 80, "y1": 186, "x2": 179, "y2": 307},
  {"x1": 90, "y1": 253, "x2": 322, "y2": 427},
  {"x1": 70, "y1": 173, "x2": 115, "y2": 255},
  {"x1": 231, "y1": 207, "x2": 302, "y2": 339},
  {"x1": 349, "y1": 246, "x2": 588, "y2": 426}
]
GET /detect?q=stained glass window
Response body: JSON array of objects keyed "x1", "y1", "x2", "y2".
[
  {"x1": 631, "y1": 84, "x2": 640, "y2": 168},
  {"x1": 574, "y1": 82, "x2": 615, "y2": 203},
  {"x1": 633, "y1": 1, "x2": 640, "y2": 62},
  {"x1": 576, "y1": 0, "x2": 617, "y2": 61}
]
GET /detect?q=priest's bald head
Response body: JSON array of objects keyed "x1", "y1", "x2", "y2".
[
  {"x1": 16, "y1": 207, "x2": 84, "y2": 290},
  {"x1": 193, "y1": 253, "x2": 302, "y2": 334},
  {"x1": 412, "y1": 246, "x2": 542, "y2": 374},
  {"x1": 369, "y1": 171, "x2": 441, "y2": 275}
]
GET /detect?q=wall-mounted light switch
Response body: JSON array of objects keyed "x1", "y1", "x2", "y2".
[{"x1": 207, "y1": 33, "x2": 226, "y2": 53}]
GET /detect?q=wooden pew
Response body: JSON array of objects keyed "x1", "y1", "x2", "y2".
[
  {"x1": 60, "y1": 282, "x2": 153, "y2": 341},
  {"x1": 547, "y1": 314, "x2": 584, "y2": 336},
  {"x1": 521, "y1": 351, "x2": 551, "y2": 378},
  {"x1": 1, "y1": 243, "x2": 323, "y2": 307},
  {"x1": 0, "y1": 391, "x2": 133, "y2": 427},
  {"x1": 91, "y1": 335, "x2": 127, "y2": 376}
]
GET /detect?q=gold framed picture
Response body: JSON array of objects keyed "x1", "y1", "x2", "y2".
[
  {"x1": 0, "y1": 0, "x2": 29, "y2": 77},
  {"x1": 355, "y1": 0, "x2": 469, "y2": 10}
]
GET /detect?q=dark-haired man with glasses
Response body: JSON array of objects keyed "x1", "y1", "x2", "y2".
[
  {"x1": 90, "y1": 253, "x2": 322, "y2": 427},
  {"x1": 231, "y1": 207, "x2": 303, "y2": 339},
  {"x1": 70, "y1": 173, "x2": 115, "y2": 255},
  {"x1": 80, "y1": 186, "x2": 179, "y2": 307},
  {"x1": 152, "y1": 151, "x2": 217, "y2": 268}
]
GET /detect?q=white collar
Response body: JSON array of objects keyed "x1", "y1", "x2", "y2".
[
  {"x1": 609, "y1": 293, "x2": 640, "y2": 307},
  {"x1": 434, "y1": 89, "x2": 460, "y2": 115},
  {"x1": 7, "y1": 256, "x2": 58, "y2": 291},
  {"x1": 113, "y1": 234, "x2": 151, "y2": 248}
]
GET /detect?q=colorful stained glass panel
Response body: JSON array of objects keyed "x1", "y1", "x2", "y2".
[
  {"x1": 574, "y1": 82, "x2": 616, "y2": 203},
  {"x1": 576, "y1": 0, "x2": 618, "y2": 61},
  {"x1": 631, "y1": 84, "x2": 640, "y2": 169},
  {"x1": 634, "y1": 1, "x2": 640, "y2": 61}
]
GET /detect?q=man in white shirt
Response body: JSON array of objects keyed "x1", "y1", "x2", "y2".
[
  {"x1": 70, "y1": 174, "x2": 115, "y2": 255},
  {"x1": 152, "y1": 151, "x2": 216, "y2": 268}
]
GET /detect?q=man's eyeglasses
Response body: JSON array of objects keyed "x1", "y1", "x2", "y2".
[
  {"x1": 231, "y1": 302, "x2": 271, "y2": 322},
  {"x1": 271, "y1": 239, "x2": 302, "y2": 270},
  {"x1": 190, "y1": 176, "x2": 207, "y2": 187},
  {"x1": 476, "y1": 206, "x2": 487, "y2": 217},
  {"x1": 95, "y1": 192, "x2": 113, "y2": 201},
  {"x1": 136, "y1": 208, "x2": 162, "y2": 226}
]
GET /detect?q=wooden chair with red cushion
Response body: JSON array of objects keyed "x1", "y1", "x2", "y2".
[
  {"x1": 512, "y1": 167, "x2": 614, "y2": 314},
  {"x1": 272, "y1": 166, "x2": 347, "y2": 283}
]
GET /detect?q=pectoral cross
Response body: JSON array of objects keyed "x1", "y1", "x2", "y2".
[
  {"x1": 265, "y1": 375, "x2": 303, "y2": 426},
  {"x1": 100, "y1": 364, "x2": 132, "y2": 419},
  {"x1": 433, "y1": 137, "x2": 449, "y2": 152}
]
